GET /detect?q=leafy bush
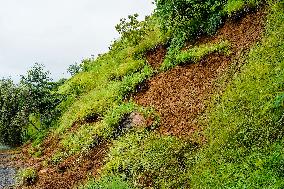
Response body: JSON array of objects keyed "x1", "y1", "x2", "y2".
[
  {"x1": 18, "y1": 167, "x2": 38, "y2": 186},
  {"x1": 115, "y1": 14, "x2": 149, "y2": 46},
  {"x1": 0, "y1": 79, "x2": 26, "y2": 146},
  {"x1": 81, "y1": 176, "x2": 132, "y2": 189},
  {"x1": 154, "y1": 0, "x2": 225, "y2": 38},
  {"x1": 161, "y1": 40, "x2": 231, "y2": 70},
  {"x1": 102, "y1": 130, "x2": 195, "y2": 188}
]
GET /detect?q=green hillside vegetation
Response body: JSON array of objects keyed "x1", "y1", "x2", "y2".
[{"x1": 0, "y1": 0, "x2": 283, "y2": 188}]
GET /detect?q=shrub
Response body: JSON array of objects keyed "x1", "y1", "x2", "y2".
[
  {"x1": 161, "y1": 40, "x2": 231, "y2": 71},
  {"x1": 81, "y1": 176, "x2": 132, "y2": 189},
  {"x1": 102, "y1": 130, "x2": 196, "y2": 188},
  {"x1": 18, "y1": 167, "x2": 38, "y2": 186}
]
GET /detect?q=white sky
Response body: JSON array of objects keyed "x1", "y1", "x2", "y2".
[{"x1": 0, "y1": 0, "x2": 155, "y2": 81}]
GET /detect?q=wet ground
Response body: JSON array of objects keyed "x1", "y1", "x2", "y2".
[{"x1": 0, "y1": 148, "x2": 16, "y2": 189}]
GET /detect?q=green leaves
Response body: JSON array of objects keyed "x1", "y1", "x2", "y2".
[{"x1": 161, "y1": 40, "x2": 231, "y2": 71}]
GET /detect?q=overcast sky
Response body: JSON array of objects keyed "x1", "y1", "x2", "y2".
[{"x1": 0, "y1": 0, "x2": 155, "y2": 82}]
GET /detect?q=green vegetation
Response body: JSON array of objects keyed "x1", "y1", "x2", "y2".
[
  {"x1": 1, "y1": 0, "x2": 283, "y2": 188},
  {"x1": 224, "y1": 0, "x2": 263, "y2": 16},
  {"x1": 18, "y1": 167, "x2": 38, "y2": 186},
  {"x1": 102, "y1": 130, "x2": 194, "y2": 188},
  {"x1": 0, "y1": 63, "x2": 63, "y2": 146},
  {"x1": 161, "y1": 40, "x2": 231, "y2": 71},
  {"x1": 81, "y1": 176, "x2": 132, "y2": 189}
]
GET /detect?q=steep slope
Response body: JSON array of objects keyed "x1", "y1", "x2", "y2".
[
  {"x1": 134, "y1": 9, "x2": 265, "y2": 138},
  {"x1": 14, "y1": 1, "x2": 284, "y2": 189}
]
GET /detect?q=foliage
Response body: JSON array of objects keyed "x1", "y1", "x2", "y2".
[
  {"x1": 102, "y1": 130, "x2": 195, "y2": 189},
  {"x1": 18, "y1": 167, "x2": 38, "y2": 186},
  {"x1": 0, "y1": 79, "x2": 25, "y2": 146},
  {"x1": 224, "y1": 0, "x2": 263, "y2": 16},
  {"x1": 154, "y1": 0, "x2": 224, "y2": 38},
  {"x1": 20, "y1": 63, "x2": 63, "y2": 142},
  {"x1": 0, "y1": 63, "x2": 63, "y2": 146},
  {"x1": 115, "y1": 14, "x2": 149, "y2": 46},
  {"x1": 161, "y1": 40, "x2": 231, "y2": 71},
  {"x1": 81, "y1": 176, "x2": 132, "y2": 189},
  {"x1": 67, "y1": 62, "x2": 82, "y2": 76}
]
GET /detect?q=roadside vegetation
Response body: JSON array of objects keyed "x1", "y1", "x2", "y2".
[{"x1": 0, "y1": 0, "x2": 283, "y2": 188}]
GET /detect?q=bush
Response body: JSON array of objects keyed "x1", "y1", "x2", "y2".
[
  {"x1": 161, "y1": 40, "x2": 231, "y2": 70},
  {"x1": 0, "y1": 79, "x2": 26, "y2": 146},
  {"x1": 18, "y1": 167, "x2": 38, "y2": 186},
  {"x1": 102, "y1": 130, "x2": 196, "y2": 188},
  {"x1": 81, "y1": 176, "x2": 132, "y2": 189}
]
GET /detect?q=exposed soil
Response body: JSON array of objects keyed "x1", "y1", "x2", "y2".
[
  {"x1": 145, "y1": 45, "x2": 167, "y2": 69},
  {"x1": 18, "y1": 141, "x2": 109, "y2": 189},
  {"x1": 134, "y1": 9, "x2": 266, "y2": 139}
]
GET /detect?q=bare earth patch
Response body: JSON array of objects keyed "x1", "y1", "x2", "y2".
[{"x1": 135, "y1": 9, "x2": 266, "y2": 139}]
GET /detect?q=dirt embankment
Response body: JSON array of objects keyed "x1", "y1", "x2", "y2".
[
  {"x1": 134, "y1": 9, "x2": 266, "y2": 139},
  {"x1": 15, "y1": 139, "x2": 109, "y2": 189}
]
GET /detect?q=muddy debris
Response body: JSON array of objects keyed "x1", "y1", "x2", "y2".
[{"x1": 135, "y1": 9, "x2": 266, "y2": 139}]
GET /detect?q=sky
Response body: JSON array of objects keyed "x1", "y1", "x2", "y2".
[{"x1": 0, "y1": 0, "x2": 155, "y2": 82}]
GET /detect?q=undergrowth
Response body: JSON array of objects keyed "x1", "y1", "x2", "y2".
[{"x1": 161, "y1": 40, "x2": 231, "y2": 71}]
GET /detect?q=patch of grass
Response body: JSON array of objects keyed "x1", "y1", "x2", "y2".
[
  {"x1": 56, "y1": 65, "x2": 153, "y2": 135},
  {"x1": 224, "y1": 0, "x2": 263, "y2": 16},
  {"x1": 60, "y1": 102, "x2": 160, "y2": 156},
  {"x1": 161, "y1": 40, "x2": 231, "y2": 71},
  {"x1": 80, "y1": 176, "x2": 132, "y2": 189},
  {"x1": 18, "y1": 167, "x2": 38, "y2": 186},
  {"x1": 101, "y1": 130, "x2": 196, "y2": 189},
  {"x1": 51, "y1": 151, "x2": 67, "y2": 165}
]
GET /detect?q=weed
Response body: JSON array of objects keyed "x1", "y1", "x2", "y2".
[
  {"x1": 161, "y1": 40, "x2": 231, "y2": 71},
  {"x1": 18, "y1": 167, "x2": 38, "y2": 186}
]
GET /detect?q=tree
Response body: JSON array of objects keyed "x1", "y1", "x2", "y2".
[
  {"x1": 0, "y1": 79, "x2": 26, "y2": 146},
  {"x1": 20, "y1": 63, "x2": 62, "y2": 131},
  {"x1": 67, "y1": 62, "x2": 82, "y2": 76},
  {"x1": 115, "y1": 13, "x2": 149, "y2": 45},
  {"x1": 154, "y1": 0, "x2": 224, "y2": 38}
]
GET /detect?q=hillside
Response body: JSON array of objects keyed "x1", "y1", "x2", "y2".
[{"x1": 3, "y1": 0, "x2": 283, "y2": 188}]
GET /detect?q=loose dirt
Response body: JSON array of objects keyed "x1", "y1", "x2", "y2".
[
  {"x1": 18, "y1": 142, "x2": 109, "y2": 189},
  {"x1": 134, "y1": 9, "x2": 266, "y2": 139}
]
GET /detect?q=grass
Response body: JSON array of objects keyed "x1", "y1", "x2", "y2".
[
  {"x1": 22, "y1": 0, "x2": 283, "y2": 188},
  {"x1": 95, "y1": 130, "x2": 195, "y2": 189},
  {"x1": 80, "y1": 176, "x2": 132, "y2": 189},
  {"x1": 18, "y1": 167, "x2": 38, "y2": 186},
  {"x1": 56, "y1": 65, "x2": 153, "y2": 135},
  {"x1": 224, "y1": 0, "x2": 263, "y2": 16},
  {"x1": 160, "y1": 40, "x2": 231, "y2": 71}
]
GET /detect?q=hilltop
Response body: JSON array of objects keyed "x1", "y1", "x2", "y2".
[{"x1": 1, "y1": 0, "x2": 283, "y2": 188}]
